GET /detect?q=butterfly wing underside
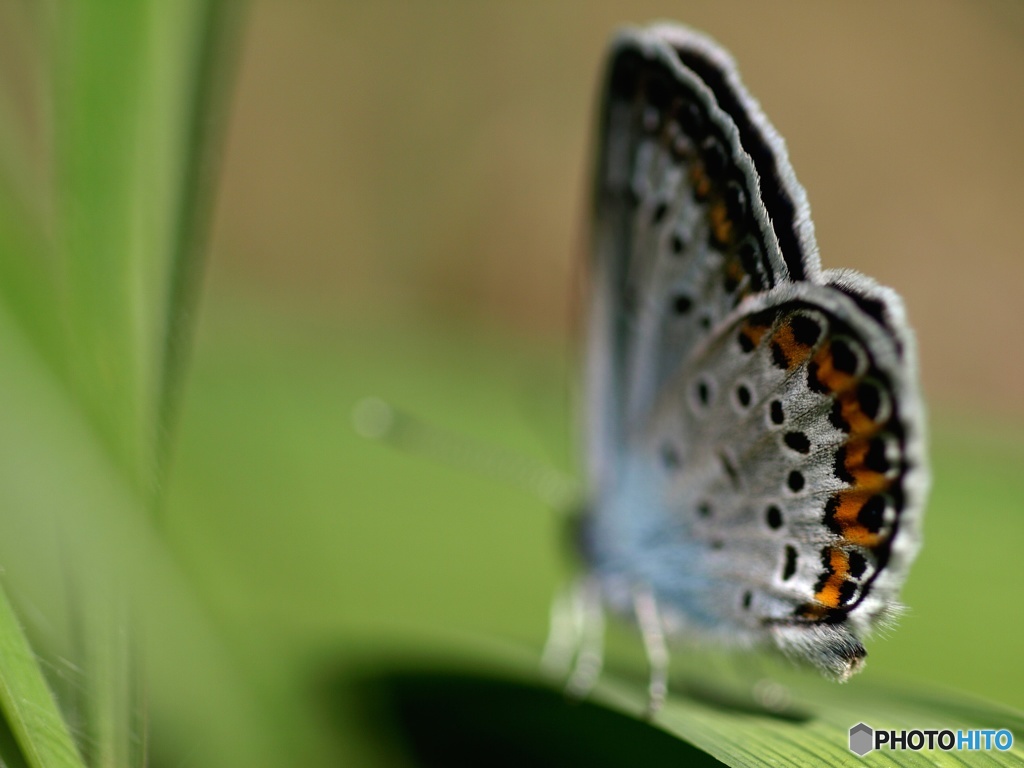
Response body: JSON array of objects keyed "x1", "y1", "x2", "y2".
[{"x1": 582, "y1": 24, "x2": 928, "y2": 679}]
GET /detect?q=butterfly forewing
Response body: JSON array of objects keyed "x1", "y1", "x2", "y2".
[{"x1": 588, "y1": 27, "x2": 801, "y2": 488}]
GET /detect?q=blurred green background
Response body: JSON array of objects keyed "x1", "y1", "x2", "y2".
[{"x1": 2, "y1": 0, "x2": 1023, "y2": 761}]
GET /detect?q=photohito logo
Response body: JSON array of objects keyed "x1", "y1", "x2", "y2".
[{"x1": 849, "y1": 723, "x2": 1014, "y2": 756}]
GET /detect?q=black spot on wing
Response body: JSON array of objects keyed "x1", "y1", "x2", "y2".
[
  {"x1": 782, "y1": 545, "x2": 798, "y2": 580},
  {"x1": 830, "y1": 339, "x2": 858, "y2": 374},
  {"x1": 790, "y1": 315, "x2": 822, "y2": 346},
  {"x1": 829, "y1": 400, "x2": 849, "y2": 432},
  {"x1": 735, "y1": 384, "x2": 751, "y2": 407},
  {"x1": 661, "y1": 443, "x2": 681, "y2": 470},
  {"x1": 784, "y1": 431, "x2": 811, "y2": 454},
  {"x1": 857, "y1": 496, "x2": 885, "y2": 533},
  {"x1": 719, "y1": 452, "x2": 741, "y2": 489},
  {"x1": 696, "y1": 380, "x2": 710, "y2": 406},
  {"x1": 864, "y1": 438, "x2": 890, "y2": 473},
  {"x1": 672, "y1": 294, "x2": 693, "y2": 315},
  {"x1": 838, "y1": 581, "x2": 858, "y2": 607},
  {"x1": 652, "y1": 201, "x2": 669, "y2": 225},
  {"x1": 857, "y1": 382, "x2": 881, "y2": 421},
  {"x1": 848, "y1": 551, "x2": 867, "y2": 579},
  {"x1": 770, "y1": 341, "x2": 788, "y2": 369}
]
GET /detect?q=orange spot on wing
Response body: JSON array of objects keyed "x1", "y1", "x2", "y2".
[
  {"x1": 709, "y1": 200, "x2": 733, "y2": 246},
  {"x1": 800, "y1": 604, "x2": 828, "y2": 620},
  {"x1": 690, "y1": 164, "x2": 711, "y2": 200},
  {"x1": 739, "y1": 319, "x2": 769, "y2": 348},
  {"x1": 843, "y1": 528, "x2": 880, "y2": 548},
  {"x1": 810, "y1": 343, "x2": 857, "y2": 394},
  {"x1": 827, "y1": 491, "x2": 884, "y2": 548},
  {"x1": 814, "y1": 548, "x2": 850, "y2": 608},
  {"x1": 770, "y1": 322, "x2": 815, "y2": 370},
  {"x1": 837, "y1": 388, "x2": 880, "y2": 438},
  {"x1": 841, "y1": 439, "x2": 889, "y2": 490}
]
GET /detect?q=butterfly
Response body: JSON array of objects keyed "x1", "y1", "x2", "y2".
[{"x1": 557, "y1": 22, "x2": 929, "y2": 712}]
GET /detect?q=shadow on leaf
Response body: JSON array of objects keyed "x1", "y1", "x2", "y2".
[{"x1": 331, "y1": 666, "x2": 724, "y2": 767}]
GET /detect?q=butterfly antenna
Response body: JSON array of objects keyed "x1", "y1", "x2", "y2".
[{"x1": 352, "y1": 397, "x2": 581, "y2": 512}]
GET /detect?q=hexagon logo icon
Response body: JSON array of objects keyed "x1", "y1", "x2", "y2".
[{"x1": 849, "y1": 723, "x2": 874, "y2": 756}]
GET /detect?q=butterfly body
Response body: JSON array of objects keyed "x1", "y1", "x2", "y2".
[{"x1": 577, "y1": 24, "x2": 928, "y2": 683}]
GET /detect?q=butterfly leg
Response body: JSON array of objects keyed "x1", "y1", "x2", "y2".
[
  {"x1": 562, "y1": 577, "x2": 605, "y2": 700},
  {"x1": 540, "y1": 582, "x2": 581, "y2": 677},
  {"x1": 632, "y1": 585, "x2": 669, "y2": 718}
]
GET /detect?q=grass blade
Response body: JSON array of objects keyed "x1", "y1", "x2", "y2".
[
  {"x1": 52, "y1": 1, "x2": 157, "y2": 490},
  {"x1": 51, "y1": 1, "x2": 240, "y2": 494},
  {"x1": 156, "y1": 0, "x2": 245, "y2": 487},
  {"x1": 0, "y1": 581, "x2": 85, "y2": 768},
  {"x1": 0, "y1": 301, "x2": 306, "y2": 767}
]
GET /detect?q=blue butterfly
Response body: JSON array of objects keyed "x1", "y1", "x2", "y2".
[{"x1": 552, "y1": 23, "x2": 929, "y2": 713}]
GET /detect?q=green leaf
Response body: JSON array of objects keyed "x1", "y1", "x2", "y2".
[
  {"x1": 336, "y1": 636, "x2": 1024, "y2": 767},
  {"x1": 596, "y1": 671, "x2": 1024, "y2": 767},
  {"x1": 0, "y1": 580, "x2": 85, "y2": 768}
]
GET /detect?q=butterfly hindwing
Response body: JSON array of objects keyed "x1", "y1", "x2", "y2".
[{"x1": 641, "y1": 280, "x2": 925, "y2": 674}]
